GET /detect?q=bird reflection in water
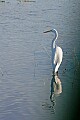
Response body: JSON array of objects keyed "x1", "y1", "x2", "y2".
[
  {"x1": 42, "y1": 74, "x2": 62, "y2": 113},
  {"x1": 50, "y1": 74, "x2": 62, "y2": 102}
]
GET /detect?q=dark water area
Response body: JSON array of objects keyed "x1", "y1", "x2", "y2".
[{"x1": 0, "y1": 0, "x2": 80, "y2": 120}]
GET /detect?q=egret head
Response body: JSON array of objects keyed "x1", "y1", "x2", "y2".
[{"x1": 43, "y1": 29, "x2": 58, "y2": 40}]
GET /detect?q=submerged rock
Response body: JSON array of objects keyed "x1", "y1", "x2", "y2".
[{"x1": 0, "y1": 0, "x2": 5, "y2": 2}]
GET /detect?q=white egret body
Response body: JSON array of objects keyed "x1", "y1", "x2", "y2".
[{"x1": 44, "y1": 29, "x2": 63, "y2": 75}]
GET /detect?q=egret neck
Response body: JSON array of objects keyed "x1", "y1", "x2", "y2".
[
  {"x1": 51, "y1": 29, "x2": 58, "y2": 49},
  {"x1": 51, "y1": 29, "x2": 58, "y2": 72}
]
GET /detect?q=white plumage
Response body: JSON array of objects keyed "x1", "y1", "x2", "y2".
[
  {"x1": 53, "y1": 46, "x2": 63, "y2": 73},
  {"x1": 44, "y1": 29, "x2": 63, "y2": 75}
]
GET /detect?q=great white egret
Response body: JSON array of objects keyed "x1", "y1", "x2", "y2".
[{"x1": 44, "y1": 29, "x2": 63, "y2": 76}]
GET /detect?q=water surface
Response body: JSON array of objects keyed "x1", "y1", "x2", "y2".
[{"x1": 0, "y1": 0, "x2": 80, "y2": 120}]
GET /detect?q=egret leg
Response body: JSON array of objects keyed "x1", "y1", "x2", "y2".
[
  {"x1": 55, "y1": 63, "x2": 60, "y2": 73},
  {"x1": 52, "y1": 64, "x2": 56, "y2": 76}
]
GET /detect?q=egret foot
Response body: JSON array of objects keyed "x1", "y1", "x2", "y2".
[{"x1": 52, "y1": 71, "x2": 58, "y2": 76}]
